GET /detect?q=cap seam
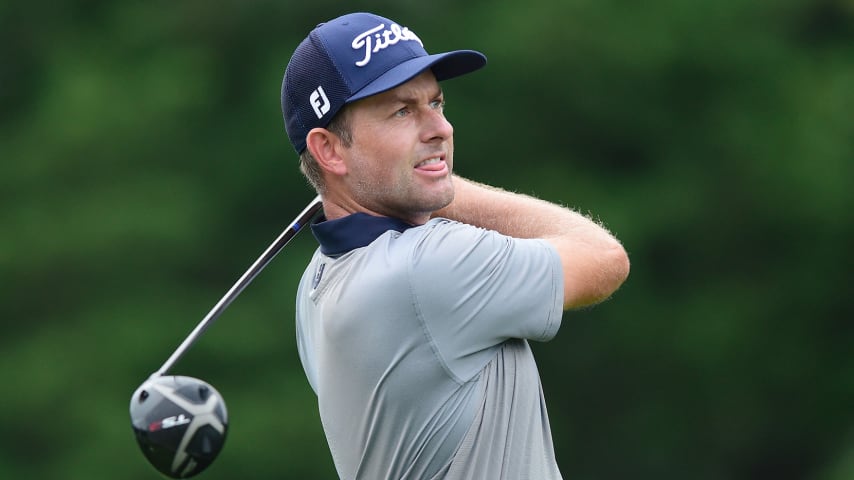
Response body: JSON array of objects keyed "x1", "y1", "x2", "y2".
[{"x1": 313, "y1": 30, "x2": 357, "y2": 95}]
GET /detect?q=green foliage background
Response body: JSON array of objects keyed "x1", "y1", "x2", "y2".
[{"x1": 2, "y1": 0, "x2": 852, "y2": 478}]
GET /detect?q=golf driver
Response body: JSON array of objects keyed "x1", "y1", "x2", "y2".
[{"x1": 130, "y1": 195, "x2": 323, "y2": 478}]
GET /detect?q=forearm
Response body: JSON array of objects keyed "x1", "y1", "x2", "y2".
[
  {"x1": 434, "y1": 176, "x2": 602, "y2": 240},
  {"x1": 434, "y1": 175, "x2": 630, "y2": 310}
]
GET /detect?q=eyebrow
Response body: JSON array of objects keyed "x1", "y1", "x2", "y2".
[{"x1": 389, "y1": 87, "x2": 444, "y2": 105}]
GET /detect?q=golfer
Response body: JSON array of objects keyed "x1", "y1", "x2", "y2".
[{"x1": 281, "y1": 12, "x2": 629, "y2": 480}]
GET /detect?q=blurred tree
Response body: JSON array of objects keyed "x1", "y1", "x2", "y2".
[{"x1": 1, "y1": 0, "x2": 851, "y2": 479}]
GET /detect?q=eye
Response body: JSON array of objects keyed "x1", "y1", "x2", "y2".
[
  {"x1": 394, "y1": 107, "x2": 410, "y2": 118},
  {"x1": 430, "y1": 99, "x2": 445, "y2": 110}
]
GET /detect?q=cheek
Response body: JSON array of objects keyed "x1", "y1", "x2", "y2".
[
  {"x1": 346, "y1": 146, "x2": 395, "y2": 187},
  {"x1": 355, "y1": 137, "x2": 409, "y2": 170},
  {"x1": 348, "y1": 120, "x2": 418, "y2": 174}
]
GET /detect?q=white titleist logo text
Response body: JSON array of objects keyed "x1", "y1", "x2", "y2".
[{"x1": 352, "y1": 23, "x2": 423, "y2": 67}]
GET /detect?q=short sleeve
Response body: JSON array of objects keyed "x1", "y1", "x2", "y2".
[{"x1": 407, "y1": 219, "x2": 564, "y2": 381}]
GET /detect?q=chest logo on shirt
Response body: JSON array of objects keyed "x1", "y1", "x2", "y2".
[{"x1": 312, "y1": 262, "x2": 326, "y2": 289}]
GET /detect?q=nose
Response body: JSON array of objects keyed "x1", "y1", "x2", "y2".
[{"x1": 421, "y1": 108, "x2": 453, "y2": 143}]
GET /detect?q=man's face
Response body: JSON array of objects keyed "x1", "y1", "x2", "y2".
[{"x1": 339, "y1": 70, "x2": 455, "y2": 224}]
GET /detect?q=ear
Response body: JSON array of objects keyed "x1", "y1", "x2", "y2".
[{"x1": 306, "y1": 128, "x2": 347, "y2": 176}]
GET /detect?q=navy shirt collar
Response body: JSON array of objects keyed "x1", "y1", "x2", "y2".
[{"x1": 311, "y1": 213, "x2": 416, "y2": 257}]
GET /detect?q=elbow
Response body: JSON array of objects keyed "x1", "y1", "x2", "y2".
[
  {"x1": 597, "y1": 240, "x2": 630, "y2": 301},
  {"x1": 610, "y1": 241, "x2": 631, "y2": 290},
  {"x1": 564, "y1": 241, "x2": 630, "y2": 311}
]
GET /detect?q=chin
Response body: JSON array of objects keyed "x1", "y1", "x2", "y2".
[{"x1": 422, "y1": 189, "x2": 454, "y2": 213}]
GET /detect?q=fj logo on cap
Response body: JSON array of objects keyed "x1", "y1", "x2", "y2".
[
  {"x1": 352, "y1": 23, "x2": 423, "y2": 67},
  {"x1": 310, "y1": 86, "x2": 331, "y2": 119}
]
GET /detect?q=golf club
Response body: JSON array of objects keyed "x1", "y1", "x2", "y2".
[{"x1": 130, "y1": 195, "x2": 323, "y2": 478}]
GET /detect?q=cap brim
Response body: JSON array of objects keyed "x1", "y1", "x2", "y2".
[{"x1": 346, "y1": 50, "x2": 486, "y2": 103}]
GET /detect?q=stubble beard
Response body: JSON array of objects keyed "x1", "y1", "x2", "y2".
[{"x1": 353, "y1": 171, "x2": 454, "y2": 223}]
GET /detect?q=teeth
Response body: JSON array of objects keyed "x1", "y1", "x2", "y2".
[{"x1": 417, "y1": 157, "x2": 441, "y2": 167}]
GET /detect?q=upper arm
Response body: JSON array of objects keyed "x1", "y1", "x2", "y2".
[{"x1": 409, "y1": 222, "x2": 564, "y2": 378}]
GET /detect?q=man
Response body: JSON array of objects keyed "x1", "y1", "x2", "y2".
[{"x1": 281, "y1": 12, "x2": 629, "y2": 480}]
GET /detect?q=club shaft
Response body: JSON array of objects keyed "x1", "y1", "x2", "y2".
[{"x1": 152, "y1": 195, "x2": 323, "y2": 378}]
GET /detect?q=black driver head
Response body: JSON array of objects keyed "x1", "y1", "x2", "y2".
[{"x1": 130, "y1": 376, "x2": 228, "y2": 478}]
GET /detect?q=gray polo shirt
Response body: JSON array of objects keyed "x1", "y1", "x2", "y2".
[{"x1": 296, "y1": 213, "x2": 564, "y2": 479}]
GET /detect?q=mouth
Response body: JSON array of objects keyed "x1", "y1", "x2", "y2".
[{"x1": 414, "y1": 156, "x2": 448, "y2": 173}]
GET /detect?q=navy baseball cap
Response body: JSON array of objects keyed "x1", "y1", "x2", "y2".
[{"x1": 281, "y1": 12, "x2": 487, "y2": 154}]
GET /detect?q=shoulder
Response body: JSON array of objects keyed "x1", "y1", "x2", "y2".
[
  {"x1": 403, "y1": 219, "x2": 564, "y2": 348},
  {"x1": 407, "y1": 217, "x2": 504, "y2": 251},
  {"x1": 401, "y1": 218, "x2": 496, "y2": 265},
  {"x1": 411, "y1": 217, "x2": 555, "y2": 254},
  {"x1": 402, "y1": 218, "x2": 559, "y2": 279}
]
